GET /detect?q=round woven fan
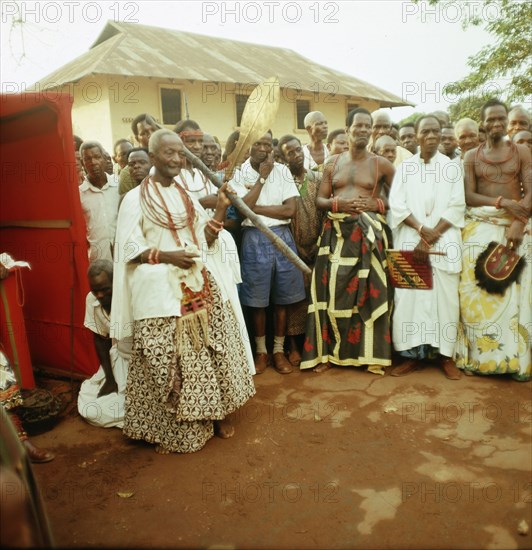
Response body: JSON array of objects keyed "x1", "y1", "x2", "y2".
[{"x1": 225, "y1": 77, "x2": 281, "y2": 181}]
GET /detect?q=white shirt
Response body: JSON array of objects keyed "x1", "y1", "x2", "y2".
[
  {"x1": 229, "y1": 160, "x2": 299, "y2": 227},
  {"x1": 79, "y1": 174, "x2": 119, "y2": 262},
  {"x1": 84, "y1": 292, "x2": 132, "y2": 356},
  {"x1": 303, "y1": 143, "x2": 330, "y2": 171},
  {"x1": 84, "y1": 293, "x2": 110, "y2": 337}
]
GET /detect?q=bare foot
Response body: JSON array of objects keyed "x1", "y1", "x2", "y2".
[
  {"x1": 214, "y1": 419, "x2": 235, "y2": 439},
  {"x1": 313, "y1": 363, "x2": 331, "y2": 373},
  {"x1": 155, "y1": 444, "x2": 170, "y2": 454},
  {"x1": 288, "y1": 349, "x2": 302, "y2": 367}
]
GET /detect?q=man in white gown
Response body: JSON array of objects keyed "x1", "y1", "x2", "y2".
[{"x1": 389, "y1": 115, "x2": 465, "y2": 380}]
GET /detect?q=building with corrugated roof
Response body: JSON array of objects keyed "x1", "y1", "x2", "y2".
[{"x1": 33, "y1": 21, "x2": 411, "y2": 151}]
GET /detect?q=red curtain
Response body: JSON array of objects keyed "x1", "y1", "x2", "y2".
[{"x1": 0, "y1": 93, "x2": 98, "y2": 377}]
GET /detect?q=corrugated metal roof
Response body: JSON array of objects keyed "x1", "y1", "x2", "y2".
[{"x1": 36, "y1": 21, "x2": 411, "y2": 107}]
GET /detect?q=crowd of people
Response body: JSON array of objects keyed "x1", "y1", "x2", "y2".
[{"x1": 3, "y1": 98, "x2": 530, "y2": 458}]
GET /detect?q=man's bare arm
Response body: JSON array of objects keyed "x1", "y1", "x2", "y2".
[
  {"x1": 517, "y1": 144, "x2": 532, "y2": 213},
  {"x1": 94, "y1": 333, "x2": 117, "y2": 397},
  {"x1": 316, "y1": 157, "x2": 335, "y2": 211},
  {"x1": 463, "y1": 149, "x2": 494, "y2": 207}
]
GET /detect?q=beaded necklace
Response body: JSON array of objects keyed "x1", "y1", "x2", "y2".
[
  {"x1": 475, "y1": 141, "x2": 520, "y2": 185},
  {"x1": 140, "y1": 176, "x2": 212, "y2": 309},
  {"x1": 140, "y1": 176, "x2": 199, "y2": 247}
]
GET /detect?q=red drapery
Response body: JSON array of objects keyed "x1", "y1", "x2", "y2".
[{"x1": 0, "y1": 92, "x2": 98, "y2": 378}]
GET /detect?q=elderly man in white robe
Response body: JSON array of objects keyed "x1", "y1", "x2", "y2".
[
  {"x1": 389, "y1": 115, "x2": 465, "y2": 379},
  {"x1": 111, "y1": 129, "x2": 255, "y2": 454}
]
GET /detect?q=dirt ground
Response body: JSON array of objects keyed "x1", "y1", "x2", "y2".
[{"x1": 31, "y1": 363, "x2": 531, "y2": 549}]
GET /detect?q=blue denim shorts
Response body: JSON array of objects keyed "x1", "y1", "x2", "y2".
[{"x1": 240, "y1": 226, "x2": 306, "y2": 307}]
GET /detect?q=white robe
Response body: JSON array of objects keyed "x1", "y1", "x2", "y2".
[
  {"x1": 389, "y1": 152, "x2": 466, "y2": 357},
  {"x1": 111, "y1": 181, "x2": 255, "y2": 374}
]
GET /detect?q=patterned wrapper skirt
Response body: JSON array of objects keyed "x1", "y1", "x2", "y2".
[
  {"x1": 456, "y1": 215, "x2": 531, "y2": 381},
  {"x1": 301, "y1": 212, "x2": 393, "y2": 370},
  {"x1": 123, "y1": 273, "x2": 255, "y2": 453}
]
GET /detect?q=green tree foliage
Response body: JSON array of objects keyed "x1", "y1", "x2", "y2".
[
  {"x1": 413, "y1": 0, "x2": 531, "y2": 102},
  {"x1": 447, "y1": 94, "x2": 494, "y2": 124}
]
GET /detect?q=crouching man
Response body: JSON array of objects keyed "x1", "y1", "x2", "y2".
[{"x1": 78, "y1": 260, "x2": 130, "y2": 427}]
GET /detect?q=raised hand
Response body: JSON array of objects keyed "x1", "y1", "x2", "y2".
[
  {"x1": 216, "y1": 182, "x2": 236, "y2": 209},
  {"x1": 259, "y1": 151, "x2": 274, "y2": 180}
]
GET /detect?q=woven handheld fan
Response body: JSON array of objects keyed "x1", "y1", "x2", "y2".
[
  {"x1": 386, "y1": 249, "x2": 433, "y2": 289},
  {"x1": 225, "y1": 76, "x2": 281, "y2": 181},
  {"x1": 474, "y1": 241, "x2": 525, "y2": 295}
]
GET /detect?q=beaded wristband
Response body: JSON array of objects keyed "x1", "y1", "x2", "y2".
[
  {"x1": 148, "y1": 248, "x2": 159, "y2": 265},
  {"x1": 209, "y1": 218, "x2": 224, "y2": 228},
  {"x1": 205, "y1": 226, "x2": 220, "y2": 239},
  {"x1": 494, "y1": 196, "x2": 503, "y2": 209},
  {"x1": 207, "y1": 221, "x2": 223, "y2": 233}
]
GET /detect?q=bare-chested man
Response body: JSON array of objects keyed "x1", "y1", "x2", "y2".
[
  {"x1": 300, "y1": 107, "x2": 395, "y2": 374},
  {"x1": 302, "y1": 111, "x2": 329, "y2": 171},
  {"x1": 457, "y1": 99, "x2": 531, "y2": 381}
]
